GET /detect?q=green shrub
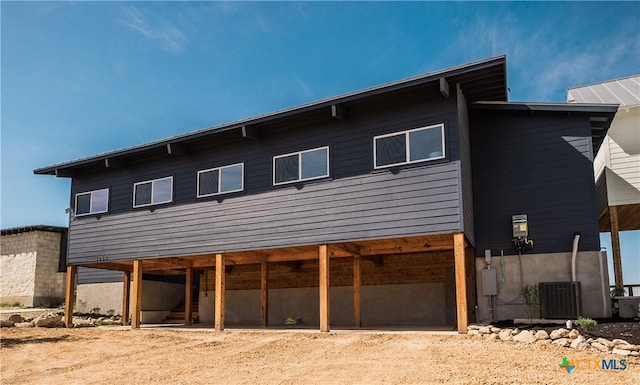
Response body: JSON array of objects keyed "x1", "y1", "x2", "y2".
[
  {"x1": 520, "y1": 284, "x2": 540, "y2": 325},
  {"x1": 576, "y1": 316, "x2": 598, "y2": 333}
]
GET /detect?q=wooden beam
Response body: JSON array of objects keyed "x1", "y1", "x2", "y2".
[
  {"x1": 358, "y1": 242, "x2": 453, "y2": 256},
  {"x1": 131, "y1": 260, "x2": 143, "y2": 329},
  {"x1": 331, "y1": 104, "x2": 346, "y2": 120},
  {"x1": 185, "y1": 266, "x2": 193, "y2": 325},
  {"x1": 122, "y1": 271, "x2": 131, "y2": 326},
  {"x1": 439, "y1": 77, "x2": 450, "y2": 98},
  {"x1": 453, "y1": 233, "x2": 467, "y2": 334},
  {"x1": 215, "y1": 253, "x2": 225, "y2": 331},
  {"x1": 166, "y1": 143, "x2": 186, "y2": 155},
  {"x1": 260, "y1": 261, "x2": 269, "y2": 327},
  {"x1": 609, "y1": 206, "x2": 624, "y2": 291},
  {"x1": 64, "y1": 265, "x2": 77, "y2": 328},
  {"x1": 329, "y1": 243, "x2": 360, "y2": 257},
  {"x1": 353, "y1": 255, "x2": 361, "y2": 328},
  {"x1": 241, "y1": 125, "x2": 260, "y2": 140},
  {"x1": 319, "y1": 244, "x2": 330, "y2": 332}
]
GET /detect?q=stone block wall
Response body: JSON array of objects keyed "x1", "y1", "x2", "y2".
[{"x1": 1, "y1": 229, "x2": 66, "y2": 307}]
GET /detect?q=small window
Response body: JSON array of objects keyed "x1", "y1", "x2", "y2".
[
  {"x1": 133, "y1": 176, "x2": 173, "y2": 208},
  {"x1": 273, "y1": 146, "x2": 329, "y2": 185},
  {"x1": 197, "y1": 163, "x2": 244, "y2": 198},
  {"x1": 75, "y1": 188, "x2": 109, "y2": 216},
  {"x1": 374, "y1": 124, "x2": 445, "y2": 168}
]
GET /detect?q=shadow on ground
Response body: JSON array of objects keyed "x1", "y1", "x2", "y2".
[{"x1": 1, "y1": 334, "x2": 78, "y2": 348}]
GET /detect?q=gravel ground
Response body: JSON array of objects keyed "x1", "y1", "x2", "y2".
[{"x1": 1, "y1": 327, "x2": 638, "y2": 384}]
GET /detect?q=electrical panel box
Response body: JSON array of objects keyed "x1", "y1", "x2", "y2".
[
  {"x1": 512, "y1": 214, "x2": 528, "y2": 238},
  {"x1": 482, "y1": 268, "x2": 498, "y2": 296}
]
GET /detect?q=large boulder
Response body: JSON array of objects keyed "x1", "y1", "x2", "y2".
[
  {"x1": 0, "y1": 319, "x2": 14, "y2": 328},
  {"x1": 550, "y1": 328, "x2": 569, "y2": 340},
  {"x1": 15, "y1": 322, "x2": 34, "y2": 328},
  {"x1": 34, "y1": 313, "x2": 64, "y2": 328},
  {"x1": 8, "y1": 314, "x2": 24, "y2": 323},
  {"x1": 513, "y1": 330, "x2": 537, "y2": 344},
  {"x1": 535, "y1": 330, "x2": 550, "y2": 340}
]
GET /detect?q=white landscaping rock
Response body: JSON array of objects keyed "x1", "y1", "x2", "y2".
[
  {"x1": 550, "y1": 328, "x2": 569, "y2": 339},
  {"x1": 467, "y1": 330, "x2": 480, "y2": 336},
  {"x1": 34, "y1": 313, "x2": 64, "y2": 328},
  {"x1": 552, "y1": 338, "x2": 570, "y2": 347},
  {"x1": 490, "y1": 327, "x2": 501, "y2": 333},
  {"x1": 612, "y1": 339, "x2": 628, "y2": 345},
  {"x1": 631, "y1": 351, "x2": 639, "y2": 357},
  {"x1": 511, "y1": 328, "x2": 520, "y2": 335},
  {"x1": 615, "y1": 344, "x2": 639, "y2": 351},
  {"x1": 467, "y1": 325, "x2": 481, "y2": 331},
  {"x1": 591, "y1": 342, "x2": 610, "y2": 352},
  {"x1": 612, "y1": 348, "x2": 631, "y2": 356},
  {"x1": 597, "y1": 338, "x2": 615, "y2": 348},
  {"x1": 568, "y1": 329, "x2": 580, "y2": 340},
  {"x1": 570, "y1": 335, "x2": 586, "y2": 349},
  {"x1": 535, "y1": 330, "x2": 550, "y2": 340},
  {"x1": 15, "y1": 322, "x2": 34, "y2": 328},
  {"x1": 513, "y1": 330, "x2": 537, "y2": 344},
  {"x1": 485, "y1": 333, "x2": 499, "y2": 341},
  {"x1": 479, "y1": 326, "x2": 492, "y2": 334},
  {"x1": 498, "y1": 329, "x2": 513, "y2": 341}
]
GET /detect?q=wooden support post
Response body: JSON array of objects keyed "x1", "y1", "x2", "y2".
[
  {"x1": 122, "y1": 271, "x2": 131, "y2": 326},
  {"x1": 453, "y1": 233, "x2": 468, "y2": 334},
  {"x1": 64, "y1": 265, "x2": 77, "y2": 328},
  {"x1": 215, "y1": 253, "x2": 225, "y2": 331},
  {"x1": 131, "y1": 260, "x2": 143, "y2": 329},
  {"x1": 353, "y1": 255, "x2": 362, "y2": 328},
  {"x1": 185, "y1": 266, "x2": 193, "y2": 325},
  {"x1": 261, "y1": 261, "x2": 269, "y2": 327},
  {"x1": 319, "y1": 244, "x2": 330, "y2": 332},
  {"x1": 609, "y1": 206, "x2": 624, "y2": 292}
]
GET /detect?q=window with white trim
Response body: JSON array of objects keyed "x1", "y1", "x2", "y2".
[
  {"x1": 197, "y1": 163, "x2": 244, "y2": 198},
  {"x1": 374, "y1": 123, "x2": 445, "y2": 168},
  {"x1": 273, "y1": 146, "x2": 329, "y2": 185},
  {"x1": 75, "y1": 188, "x2": 109, "y2": 216},
  {"x1": 133, "y1": 176, "x2": 173, "y2": 208}
]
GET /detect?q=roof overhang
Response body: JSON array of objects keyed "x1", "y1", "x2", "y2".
[
  {"x1": 470, "y1": 101, "x2": 619, "y2": 155},
  {"x1": 34, "y1": 55, "x2": 508, "y2": 177}
]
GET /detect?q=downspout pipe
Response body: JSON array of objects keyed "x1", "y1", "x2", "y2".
[{"x1": 571, "y1": 232, "x2": 581, "y2": 282}]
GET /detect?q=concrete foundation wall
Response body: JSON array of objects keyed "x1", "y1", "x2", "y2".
[
  {"x1": 475, "y1": 251, "x2": 612, "y2": 322},
  {"x1": 76, "y1": 280, "x2": 185, "y2": 318},
  {"x1": 199, "y1": 283, "x2": 450, "y2": 327},
  {"x1": 1, "y1": 230, "x2": 65, "y2": 307}
]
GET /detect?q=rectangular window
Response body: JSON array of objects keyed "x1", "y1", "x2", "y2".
[
  {"x1": 75, "y1": 188, "x2": 109, "y2": 216},
  {"x1": 133, "y1": 176, "x2": 173, "y2": 208},
  {"x1": 374, "y1": 124, "x2": 445, "y2": 168},
  {"x1": 273, "y1": 146, "x2": 329, "y2": 185},
  {"x1": 197, "y1": 163, "x2": 244, "y2": 198}
]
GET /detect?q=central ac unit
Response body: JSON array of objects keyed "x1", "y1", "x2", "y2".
[{"x1": 538, "y1": 282, "x2": 582, "y2": 319}]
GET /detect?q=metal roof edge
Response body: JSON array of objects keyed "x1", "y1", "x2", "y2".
[
  {"x1": 567, "y1": 74, "x2": 640, "y2": 91},
  {"x1": 34, "y1": 55, "x2": 507, "y2": 176},
  {"x1": 470, "y1": 101, "x2": 619, "y2": 113}
]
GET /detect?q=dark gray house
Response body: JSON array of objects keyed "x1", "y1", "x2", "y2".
[{"x1": 35, "y1": 56, "x2": 617, "y2": 332}]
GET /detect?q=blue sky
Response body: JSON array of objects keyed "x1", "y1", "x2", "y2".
[{"x1": 1, "y1": 2, "x2": 638, "y2": 283}]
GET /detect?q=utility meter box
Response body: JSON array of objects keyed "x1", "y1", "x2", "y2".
[
  {"x1": 482, "y1": 268, "x2": 498, "y2": 296},
  {"x1": 512, "y1": 214, "x2": 528, "y2": 238}
]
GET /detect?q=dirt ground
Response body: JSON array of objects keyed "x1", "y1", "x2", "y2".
[{"x1": 1, "y1": 326, "x2": 638, "y2": 385}]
